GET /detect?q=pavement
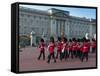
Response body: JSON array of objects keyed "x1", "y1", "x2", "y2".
[{"x1": 19, "y1": 46, "x2": 96, "y2": 72}]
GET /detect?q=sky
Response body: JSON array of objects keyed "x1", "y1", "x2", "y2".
[{"x1": 19, "y1": 4, "x2": 96, "y2": 19}]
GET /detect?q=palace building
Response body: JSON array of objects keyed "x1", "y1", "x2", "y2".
[{"x1": 19, "y1": 6, "x2": 96, "y2": 42}]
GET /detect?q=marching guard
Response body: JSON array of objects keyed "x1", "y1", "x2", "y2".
[
  {"x1": 60, "y1": 38, "x2": 68, "y2": 61},
  {"x1": 56, "y1": 37, "x2": 62, "y2": 59},
  {"x1": 47, "y1": 37, "x2": 56, "y2": 63},
  {"x1": 71, "y1": 39, "x2": 77, "y2": 59},
  {"x1": 38, "y1": 38, "x2": 45, "y2": 60},
  {"x1": 81, "y1": 39, "x2": 89, "y2": 62}
]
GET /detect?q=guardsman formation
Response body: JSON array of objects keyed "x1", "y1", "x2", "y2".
[{"x1": 37, "y1": 37, "x2": 96, "y2": 63}]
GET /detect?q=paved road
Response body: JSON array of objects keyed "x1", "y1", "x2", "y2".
[{"x1": 19, "y1": 46, "x2": 96, "y2": 72}]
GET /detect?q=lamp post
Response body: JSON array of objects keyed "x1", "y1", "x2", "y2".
[{"x1": 89, "y1": 18, "x2": 92, "y2": 53}]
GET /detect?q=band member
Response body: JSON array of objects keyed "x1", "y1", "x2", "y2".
[
  {"x1": 64, "y1": 38, "x2": 69, "y2": 60},
  {"x1": 60, "y1": 38, "x2": 68, "y2": 61},
  {"x1": 71, "y1": 39, "x2": 77, "y2": 58},
  {"x1": 56, "y1": 37, "x2": 62, "y2": 59},
  {"x1": 38, "y1": 38, "x2": 45, "y2": 60},
  {"x1": 68, "y1": 39, "x2": 73, "y2": 58},
  {"x1": 76, "y1": 40, "x2": 81, "y2": 59},
  {"x1": 47, "y1": 37, "x2": 56, "y2": 63},
  {"x1": 86, "y1": 39, "x2": 91, "y2": 53},
  {"x1": 81, "y1": 39, "x2": 89, "y2": 62},
  {"x1": 60, "y1": 39, "x2": 64, "y2": 61}
]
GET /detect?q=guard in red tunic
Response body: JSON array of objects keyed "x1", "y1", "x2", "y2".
[
  {"x1": 38, "y1": 38, "x2": 45, "y2": 60},
  {"x1": 80, "y1": 44, "x2": 83, "y2": 60},
  {"x1": 71, "y1": 39, "x2": 77, "y2": 59},
  {"x1": 68, "y1": 39, "x2": 73, "y2": 58},
  {"x1": 81, "y1": 40, "x2": 89, "y2": 62},
  {"x1": 56, "y1": 37, "x2": 62, "y2": 59},
  {"x1": 64, "y1": 38, "x2": 69, "y2": 60},
  {"x1": 59, "y1": 39, "x2": 64, "y2": 61},
  {"x1": 76, "y1": 40, "x2": 81, "y2": 59},
  {"x1": 60, "y1": 38, "x2": 68, "y2": 61},
  {"x1": 47, "y1": 37, "x2": 56, "y2": 63}
]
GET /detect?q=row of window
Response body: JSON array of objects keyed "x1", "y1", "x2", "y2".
[
  {"x1": 19, "y1": 18, "x2": 50, "y2": 27},
  {"x1": 69, "y1": 19, "x2": 89, "y2": 25},
  {"x1": 20, "y1": 13, "x2": 50, "y2": 21},
  {"x1": 20, "y1": 25, "x2": 49, "y2": 35}
]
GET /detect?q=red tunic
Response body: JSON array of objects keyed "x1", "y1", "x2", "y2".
[
  {"x1": 48, "y1": 42, "x2": 55, "y2": 54},
  {"x1": 65, "y1": 43, "x2": 68, "y2": 51},
  {"x1": 61, "y1": 41, "x2": 64, "y2": 50},
  {"x1": 77, "y1": 43, "x2": 81, "y2": 51},
  {"x1": 81, "y1": 42, "x2": 89, "y2": 53},
  {"x1": 92, "y1": 41, "x2": 96, "y2": 49},
  {"x1": 80, "y1": 46, "x2": 83, "y2": 52},
  {"x1": 57, "y1": 42, "x2": 62, "y2": 52},
  {"x1": 69, "y1": 46, "x2": 72, "y2": 51},
  {"x1": 82, "y1": 46, "x2": 88, "y2": 53},
  {"x1": 68, "y1": 42, "x2": 72, "y2": 51},
  {"x1": 39, "y1": 42, "x2": 45, "y2": 51},
  {"x1": 72, "y1": 42, "x2": 77, "y2": 51},
  {"x1": 84, "y1": 42, "x2": 90, "y2": 50}
]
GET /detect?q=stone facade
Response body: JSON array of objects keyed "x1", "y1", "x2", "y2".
[{"x1": 19, "y1": 7, "x2": 96, "y2": 40}]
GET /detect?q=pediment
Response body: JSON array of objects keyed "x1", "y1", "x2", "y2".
[{"x1": 48, "y1": 8, "x2": 69, "y2": 17}]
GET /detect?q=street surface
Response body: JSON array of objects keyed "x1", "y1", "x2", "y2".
[{"x1": 19, "y1": 46, "x2": 96, "y2": 71}]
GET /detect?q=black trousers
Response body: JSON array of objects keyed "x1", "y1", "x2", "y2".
[
  {"x1": 71, "y1": 50, "x2": 77, "y2": 58},
  {"x1": 92, "y1": 48, "x2": 96, "y2": 53},
  {"x1": 56, "y1": 50, "x2": 61, "y2": 59},
  {"x1": 60, "y1": 50, "x2": 68, "y2": 60},
  {"x1": 47, "y1": 52, "x2": 56, "y2": 63},
  {"x1": 69, "y1": 50, "x2": 72, "y2": 57},
  {"x1": 64, "y1": 51, "x2": 69, "y2": 59},
  {"x1": 38, "y1": 50, "x2": 45, "y2": 60},
  {"x1": 81, "y1": 52, "x2": 88, "y2": 62},
  {"x1": 77, "y1": 50, "x2": 82, "y2": 59},
  {"x1": 60, "y1": 52, "x2": 64, "y2": 60}
]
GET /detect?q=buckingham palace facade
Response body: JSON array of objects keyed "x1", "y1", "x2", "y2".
[{"x1": 19, "y1": 6, "x2": 96, "y2": 41}]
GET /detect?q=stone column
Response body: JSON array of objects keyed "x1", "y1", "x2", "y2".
[
  {"x1": 58, "y1": 20, "x2": 60, "y2": 37},
  {"x1": 50, "y1": 17, "x2": 57, "y2": 40},
  {"x1": 65, "y1": 19, "x2": 69, "y2": 40}
]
